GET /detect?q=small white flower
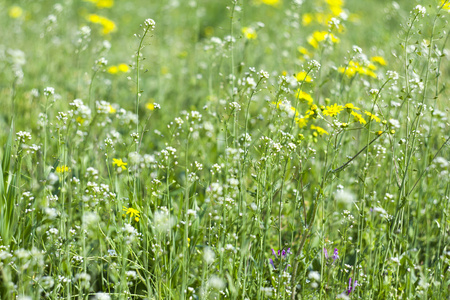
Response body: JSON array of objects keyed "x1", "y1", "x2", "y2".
[
  {"x1": 144, "y1": 18, "x2": 156, "y2": 30},
  {"x1": 413, "y1": 5, "x2": 426, "y2": 17}
]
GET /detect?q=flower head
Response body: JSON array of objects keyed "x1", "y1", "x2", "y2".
[
  {"x1": 113, "y1": 158, "x2": 127, "y2": 170},
  {"x1": 344, "y1": 103, "x2": 360, "y2": 111},
  {"x1": 371, "y1": 56, "x2": 387, "y2": 66},
  {"x1": 323, "y1": 103, "x2": 343, "y2": 117},
  {"x1": 346, "y1": 277, "x2": 358, "y2": 295},
  {"x1": 242, "y1": 27, "x2": 257, "y2": 40},
  {"x1": 295, "y1": 90, "x2": 314, "y2": 105},
  {"x1": 351, "y1": 111, "x2": 367, "y2": 125},
  {"x1": 56, "y1": 165, "x2": 70, "y2": 173},
  {"x1": 311, "y1": 125, "x2": 329, "y2": 136},
  {"x1": 295, "y1": 71, "x2": 312, "y2": 82},
  {"x1": 364, "y1": 110, "x2": 381, "y2": 122},
  {"x1": 333, "y1": 248, "x2": 339, "y2": 261},
  {"x1": 123, "y1": 206, "x2": 140, "y2": 222},
  {"x1": 8, "y1": 6, "x2": 23, "y2": 18}
]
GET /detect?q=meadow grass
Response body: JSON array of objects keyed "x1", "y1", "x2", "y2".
[{"x1": 0, "y1": 0, "x2": 449, "y2": 299}]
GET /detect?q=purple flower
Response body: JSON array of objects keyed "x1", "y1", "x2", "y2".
[
  {"x1": 269, "y1": 247, "x2": 292, "y2": 271},
  {"x1": 346, "y1": 277, "x2": 358, "y2": 295},
  {"x1": 269, "y1": 258, "x2": 275, "y2": 269},
  {"x1": 324, "y1": 248, "x2": 329, "y2": 259},
  {"x1": 333, "y1": 248, "x2": 339, "y2": 261}
]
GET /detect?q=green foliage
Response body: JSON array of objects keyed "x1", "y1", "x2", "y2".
[{"x1": 0, "y1": 0, "x2": 449, "y2": 299}]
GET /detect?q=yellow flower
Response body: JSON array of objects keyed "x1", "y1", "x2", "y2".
[
  {"x1": 118, "y1": 63, "x2": 129, "y2": 73},
  {"x1": 295, "y1": 90, "x2": 314, "y2": 105},
  {"x1": 76, "y1": 116, "x2": 85, "y2": 124},
  {"x1": 441, "y1": 0, "x2": 450, "y2": 10},
  {"x1": 295, "y1": 117, "x2": 309, "y2": 128},
  {"x1": 302, "y1": 13, "x2": 314, "y2": 26},
  {"x1": 322, "y1": 103, "x2": 344, "y2": 117},
  {"x1": 367, "y1": 63, "x2": 377, "y2": 70},
  {"x1": 96, "y1": 0, "x2": 114, "y2": 8},
  {"x1": 344, "y1": 103, "x2": 360, "y2": 111},
  {"x1": 311, "y1": 125, "x2": 329, "y2": 135},
  {"x1": 108, "y1": 105, "x2": 116, "y2": 113},
  {"x1": 307, "y1": 31, "x2": 340, "y2": 49},
  {"x1": 8, "y1": 6, "x2": 23, "y2": 18},
  {"x1": 123, "y1": 206, "x2": 140, "y2": 222},
  {"x1": 56, "y1": 165, "x2": 70, "y2": 173},
  {"x1": 295, "y1": 71, "x2": 312, "y2": 82},
  {"x1": 107, "y1": 66, "x2": 119, "y2": 74},
  {"x1": 87, "y1": 14, "x2": 116, "y2": 35},
  {"x1": 84, "y1": 0, "x2": 114, "y2": 8},
  {"x1": 371, "y1": 56, "x2": 387, "y2": 66},
  {"x1": 364, "y1": 111, "x2": 381, "y2": 122},
  {"x1": 339, "y1": 61, "x2": 377, "y2": 78},
  {"x1": 242, "y1": 27, "x2": 257, "y2": 40},
  {"x1": 257, "y1": 0, "x2": 281, "y2": 7},
  {"x1": 113, "y1": 158, "x2": 127, "y2": 170},
  {"x1": 351, "y1": 111, "x2": 367, "y2": 125},
  {"x1": 298, "y1": 46, "x2": 311, "y2": 59},
  {"x1": 146, "y1": 102, "x2": 155, "y2": 111},
  {"x1": 329, "y1": 5, "x2": 343, "y2": 17}
]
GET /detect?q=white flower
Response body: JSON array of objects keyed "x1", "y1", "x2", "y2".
[
  {"x1": 43, "y1": 87, "x2": 55, "y2": 97},
  {"x1": 203, "y1": 247, "x2": 215, "y2": 264},
  {"x1": 308, "y1": 271, "x2": 321, "y2": 281},
  {"x1": 94, "y1": 293, "x2": 111, "y2": 300},
  {"x1": 144, "y1": 18, "x2": 156, "y2": 30},
  {"x1": 413, "y1": 5, "x2": 426, "y2": 17},
  {"x1": 208, "y1": 276, "x2": 226, "y2": 290}
]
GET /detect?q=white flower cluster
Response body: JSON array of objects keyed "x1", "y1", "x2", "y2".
[{"x1": 144, "y1": 18, "x2": 156, "y2": 30}]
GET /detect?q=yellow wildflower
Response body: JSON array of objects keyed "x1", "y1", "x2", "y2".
[
  {"x1": 295, "y1": 117, "x2": 309, "y2": 128},
  {"x1": 339, "y1": 61, "x2": 377, "y2": 78},
  {"x1": 364, "y1": 111, "x2": 381, "y2": 122},
  {"x1": 242, "y1": 27, "x2": 257, "y2": 40},
  {"x1": 87, "y1": 14, "x2": 116, "y2": 35},
  {"x1": 257, "y1": 0, "x2": 281, "y2": 7},
  {"x1": 351, "y1": 111, "x2": 367, "y2": 125},
  {"x1": 56, "y1": 165, "x2": 70, "y2": 173},
  {"x1": 367, "y1": 63, "x2": 377, "y2": 70},
  {"x1": 8, "y1": 6, "x2": 23, "y2": 18},
  {"x1": 108, "y1": 105, "x2": 116, "y2": 113},
  {"x1": 123, "y1": 206, "x2": 140, "y2": 222},
  {"x1": 441, "y1": 0, "x2": 450, "y2": 10},
  {"x1": 302, "y1": 13, "x2": 314, "y2": 26},
  {"x1": 295, "y1": 90, "x2": 314, "y2": 105},
  {"x1": 329, "y1": 5, "x2": 343, "y2": 17},
  {"x1": 113, "y1": 158, "x2": 127, "y2": 170},
  {"x1": 295, "y1": 71, "x2": 312, "y2": 82},
  {"x1": 298, "y1": 46, "x2": 311, "y2": 59},
  {"x1": 84, "y1": 0, "x2": 114, "y2": 8},
  {"x1": 344, "y1": 103, "x2": 360, "y2": 111},
  {"x1": 107, "y1": 66, "x2": 119, "y2": 74},
  {"x1": 146, "y1": 102, "x2": 155, "y2": 111},
  {"x1": 322, "y1": 103, "x2": 344, "y2": 117},
  {"x1": 311, "y1": 125, "x2": 329, "y2": 135},
  {"x1": 307, "y1": 31, "x2": 340, "y2": 49},
  {"x1": 118, "y1": 63, "x2": 129, "y2": 73},
  {"x1": 76, "y1": 117, "x2": 85, "y2": 124},
  {"x1": 371, "y1": 56, "x2": 387, "y2": 66}
]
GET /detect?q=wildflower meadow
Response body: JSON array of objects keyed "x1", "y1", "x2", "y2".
[{"x1": 1, "y1": 0, "x2": 449, "y2": 299}]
